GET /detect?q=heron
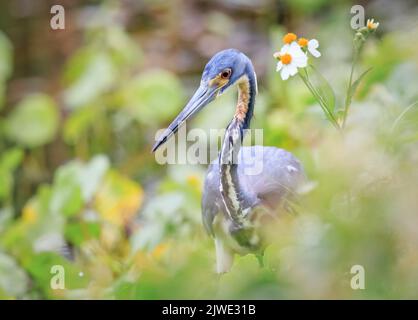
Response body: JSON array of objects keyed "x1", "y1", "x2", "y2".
[{"x1": 152, "y1": 49, "x2": 305, "y2": 273}]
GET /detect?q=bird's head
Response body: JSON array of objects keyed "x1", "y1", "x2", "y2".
[{"x1": 152, "y1": 49, "x2": 255, "y2": 152}]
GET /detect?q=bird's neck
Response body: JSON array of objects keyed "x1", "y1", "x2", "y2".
[
  {"x1": 219, "y1": 72, "x2": 256, "y2": 225},
  {"x1": 233, "y1": 72, "x2": 256, "y2": 130}
]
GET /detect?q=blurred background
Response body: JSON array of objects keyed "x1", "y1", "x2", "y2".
[{"x1": 0, "y1": 0, "x2": 417, "y2": 299}]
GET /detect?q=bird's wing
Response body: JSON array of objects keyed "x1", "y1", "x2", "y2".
[
  {"x1": 201, "y1": 163, "x2": 221, "y2": 236},
  {"x1": 238, "y1": 146, "x2": 305, "y2": 207},
  {"x1": 201, "y1": 146, "x2": 305, "y2": 234}
]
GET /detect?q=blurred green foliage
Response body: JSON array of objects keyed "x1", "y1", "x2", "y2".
[
  {"x1": 0, "y1": 0, "x2": 417, "y2": 299},
  {"x1": 5, "y1": 94, "x2": 59, "y2": 148}
]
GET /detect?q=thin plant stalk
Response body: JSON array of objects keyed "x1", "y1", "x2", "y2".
[
  {"x1": 298, "y1": 72, "x2": 340, "y2": 131},
  {"x1": 342, "y1": 51, "x2": 358, "y2": 128}
]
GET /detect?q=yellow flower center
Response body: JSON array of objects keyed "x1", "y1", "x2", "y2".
[
  {"x1": 280, "y1": 53, "x2": 292, "y2": 65},
  {"x1": 283, "y1": 33, "x2": 297, "y2": 44},
  {"x1": 298, "y1": 38, "x2": 308, "y2": 47},
  {"x1": 367, "y1": 19, "x2": 378, "y2": 30}
]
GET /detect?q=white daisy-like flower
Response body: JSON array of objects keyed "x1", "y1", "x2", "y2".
[
  {"x1": 366, "y1": 18, "x2": 379, "y2": 31},
  {"x1": 298, "y1": 38, "x2": 321, "y2": 58},
  {"x1": 274, "y1": 42, "x2": 308, "y2": 80}
]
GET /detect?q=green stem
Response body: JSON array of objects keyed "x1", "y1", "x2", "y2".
[
  {"x1": 342, "y1": 51, "x2": 358, "y2": 128},
  {"x1": 390, "y1": 101, "x2": 418, "y2": 133},
  {"x1": 298, "y1": 72, "x2": 340, "y2": 131},
  {"x1": 304, "y1": 69, "x2": 339, "y2": 125}
]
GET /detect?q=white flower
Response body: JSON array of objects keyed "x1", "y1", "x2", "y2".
[
  {"x1": 298, "y1": 38, "x2": 321, "y2": 58},
  {"x1": 275, "y1": 42, "x2": 308, "y2": 80},
  {"x1": 366, "y1": 18, "x2": 379, "y2": 30},
  {"x1": 307, "y1": 39, "x2": 321, "y2": 58}
]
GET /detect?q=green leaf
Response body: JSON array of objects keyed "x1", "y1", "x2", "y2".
[
  {"x1": 106, "y1": 26, "x2": 142, "y2": 68},
  {"x1": 63, "y1": 53, "x2": 115, "y2": 109},
  {"x1": 122, "y1": 70, "x2": 184, "y2": 124},
  {"x1": 0, "y1": 148, "x2": 24, "y2": 171},
  {"x1": 346, "y1": 67, "x2": 373, "y2": 109},
  {"x1": 0, "y1": 32, "x2": 13, "y2": 81},
  {"x1": 52, "y1": 184, "x2": 83, "y2": 217},
  {"x1": 63, "y1": 106, "x2": 97, "y2": 144},
  {"x1": 62, "y1": 48, "x2": 95, "y2": 85},
  {"x1": 50, "y1": 164, "x2": 84, "y2": 217},
  {"x1": 49, "y1": 155, "x2": 109, "y2": 217},
  {"x1": 307, "y1": 65, "x2": 336, "y2": 115},
  {"x1": 0, "y1": 148, "x2": 23, "y2": 202},
  {"x1": 0, "y1": 171, "x2": 12, "y2": 202},
  {"x1": 0, "y1": 32, "x2": 13, "y2": 110},
  {"x1": 78, "y1": 155, "x2": 110, "y2": 201},
  {"x1": 0, "y1": 251, "x2": 29, "y2": 298},
  {"x1": 0, "y1": 207, "x2": 13, "y2": 235},
  {"x1": 25, "y1": 252, "x2": 89, "y2": 297},
  {"x1": 64, "y1": 221, "x2": 100, "y2": 246},
  {"x1": 5, "y1": 94, "x2": 59, "y2": 148}
]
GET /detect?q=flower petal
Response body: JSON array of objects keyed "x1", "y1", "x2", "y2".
[
  {"x1": 293, "y1": 54, "x2": 308, "y2": 68},
  {"x1": 276, "y1": 61, "x2": 283, "y2": 72},
  {"x1": 287, "y1": 64, "x2": 298, "y2": 76},
  {"x1": 289, "y1": 43, "x2": 306, "y2": 58},
  {"x1": 289, "y1": 41, "x2": 301, "y2": 50},
  {"x1": 309, "y1": 48, "x2": 321, "y2": 58},
  {"x1": 308, "y1": 39, "x2": 319, "y2": 49},
  {"x1": 281, "y1": 67, "x2": 290, "y2": 80},
  {"x1": 307, "y1": 39, "x2": 321, "y2": 58},
  {"x1": 289, "y1": 42, "x2": 302, "y2": 53},
  {"x1": 280, "y1": 44, "x2": 290, "y2": 55}
]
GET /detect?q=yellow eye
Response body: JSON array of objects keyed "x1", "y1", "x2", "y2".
[{"x1": 220, "y1": 68, "x2": 232, "y2": 79}]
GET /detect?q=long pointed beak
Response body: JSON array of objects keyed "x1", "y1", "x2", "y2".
[{"x1": 152, "y1": 83, "x2": 218, "y2": 152}]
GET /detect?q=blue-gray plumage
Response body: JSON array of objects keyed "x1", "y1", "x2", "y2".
[{"x1": 153, "y1": 49, "x2": 305, "y2": 273}]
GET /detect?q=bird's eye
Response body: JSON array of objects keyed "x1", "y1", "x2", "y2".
[{"x1": 220, "y1": 69, "x2": 232, "y2": 79}]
